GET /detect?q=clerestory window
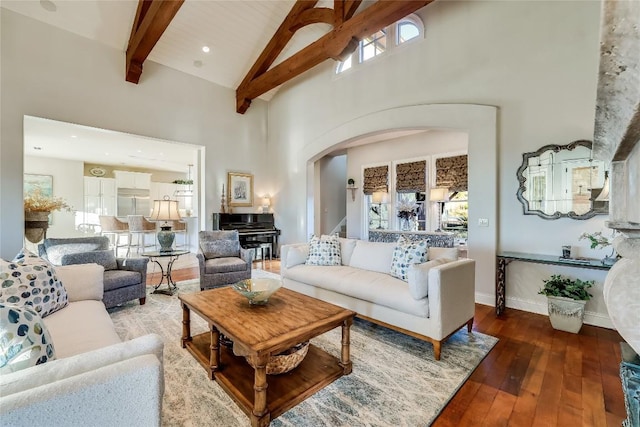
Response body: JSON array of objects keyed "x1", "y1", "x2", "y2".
[{"x1": 336, "y1": 14, "x2": 424, "y2": 75}]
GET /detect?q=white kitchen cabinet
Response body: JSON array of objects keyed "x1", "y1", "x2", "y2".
[{"x1": 114, "y1": 171, "x2": 151, "y2": 189}]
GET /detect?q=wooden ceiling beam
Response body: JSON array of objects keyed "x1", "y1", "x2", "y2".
[
  {"x1": 290, "y1": 8, "x2": 336, "y2": 32},
  {"x1": 126, "y1": 0, "x2": 184, "y2": 84},
  {"x1": 236, "y1": 0, "x2": 319, "y2": 100},
  {"x1": 236, "y1": 0, "x2": 429, "y2": 113}
]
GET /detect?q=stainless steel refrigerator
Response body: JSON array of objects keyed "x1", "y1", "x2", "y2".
[{"x1": 117, "y1": 188, "x2": 150, "y2": 217}]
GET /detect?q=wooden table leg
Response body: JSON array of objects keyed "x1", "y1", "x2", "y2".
[
  {"x1": 340, "y1": 317, "x2": 353, "y2": 375},
  {"x1": 181, "y1": 303, "x2": 191, "y2": 348},
  {"x1": 209, "y1": 326, "x2": 220, "y2": 380},
  {"x1": 250, "y1": 354, "x2": 270, "y2": 427}
]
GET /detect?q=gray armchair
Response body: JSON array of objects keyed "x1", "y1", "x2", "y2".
[
  {"x1": 38, "y1": 236, "x2": 149, "y2": 308},
  {"x1": 197, "y1": 230, "x2": 253, "y2": 291}
]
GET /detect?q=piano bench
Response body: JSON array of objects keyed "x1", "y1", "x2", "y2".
[{"x1": 243, "y1": 242, "x2": 272, "y2": 262}]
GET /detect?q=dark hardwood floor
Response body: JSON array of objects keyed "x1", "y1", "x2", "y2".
[{"x1": 149, "y1": 260, "x2": 627, "y2": 426}]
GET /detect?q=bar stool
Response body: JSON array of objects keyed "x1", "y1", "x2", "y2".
[
  {"x1": 126, "y1": 215, "x2": 157, "y2": 256},
  {"x1": 99, "y1": 215, "x2": 129, "y2": 256}
]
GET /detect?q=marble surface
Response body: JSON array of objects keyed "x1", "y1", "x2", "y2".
[{"x1": 109, "y1": 271, "x2": 498, "y2": 426}]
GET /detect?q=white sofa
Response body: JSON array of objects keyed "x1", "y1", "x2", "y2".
[
  {"x1": 280, "y1": 238, "x2": 476, "y2": 360},
  {"x1": 0, "y1": 263, "x2": 165, "y2": 426}
]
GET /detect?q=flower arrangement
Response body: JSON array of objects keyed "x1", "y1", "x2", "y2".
[
  {"x1": 579, "y1": 231, "x2": 611, "y2": 249},
  {"x1": 24, "y1": 187, "x2": 73, "y2": 213},
  {"x1": 397, "y1": 200, "x2": 417, "y2": 220}
]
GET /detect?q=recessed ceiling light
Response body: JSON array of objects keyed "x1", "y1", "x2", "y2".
[
  {"x1": 202, "y1": 46, "x2": 210, "y2": 53},
  {"x1": 40, "y1": 0, "x2": 57, "y2": 12},
  {"x1": 137, "y1": 149, "x2": 142, "y2": 153},
  {"x1": 193, "y1": 60, "x2": 203, "y2": 68},
  {"x1": 105, "y1": 152, "x2": 109, "y2": 156},
  {"x1": 70, "y1": 135, "x2": 77, "y2": 138}
]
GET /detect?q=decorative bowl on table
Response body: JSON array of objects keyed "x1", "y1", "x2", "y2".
[{"x1": 231, "y1": 278, "x2": 282, "y2": 305}]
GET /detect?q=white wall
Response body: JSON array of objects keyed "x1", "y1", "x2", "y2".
[
  {"x1": 266, "y1": 0, "x2": 612, "y2": 326},
  {"x1": 0, "y1": 10, "x2": 268, "y2": 258},
  {"x1": 318, "y1": 155, "x2": 347, "y2": 234}
]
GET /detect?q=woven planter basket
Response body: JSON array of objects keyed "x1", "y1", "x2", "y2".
[{"x1": 246, "y1": 341, "x2": 310, "y2": 375}]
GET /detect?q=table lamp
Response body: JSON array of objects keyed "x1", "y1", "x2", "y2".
[
  {"x1": 371, "y1": 191, "x2": 388, "y2": 229},
  {"x1": 430, "y1": 187, "x2": 449, "y2": 232},
  {"x1": 262, "y1": 194, "x2": 271, "y2": 213},
  {"x1": 149, "y1": 196, "x2": 181, "y2": 252}
]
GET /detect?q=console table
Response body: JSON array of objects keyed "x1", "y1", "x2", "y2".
[{"x1": 495, "y1": 251, "x2": 611, "y2": 316}]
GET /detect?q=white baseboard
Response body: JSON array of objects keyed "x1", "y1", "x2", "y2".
[{"x1": 474, "y1": 293, "x2": 614, "y2": 329}]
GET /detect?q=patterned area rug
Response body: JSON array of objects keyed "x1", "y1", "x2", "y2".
[{"x1": 109, "y1": 270, "x2": 498, "y2": 426}]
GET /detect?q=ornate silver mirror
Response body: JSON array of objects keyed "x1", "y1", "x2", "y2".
[{"x1": 516, "y1": 140, "x2": 608, "y2": 220}]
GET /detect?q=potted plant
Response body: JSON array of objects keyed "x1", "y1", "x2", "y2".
[
  {"x1": 24, "y1": 187, "x2": 73, "y2": 243},
  {"x1": 538, "y1": 274, "x2": 594, "y2": 333}
]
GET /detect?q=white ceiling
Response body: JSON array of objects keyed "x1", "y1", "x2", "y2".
[
  {"x1": 24, "y1": 116, "x2": 200, "y2": 173},
  {"x1": 1, "y1": 0, "x2": 337, "y2": 100}
]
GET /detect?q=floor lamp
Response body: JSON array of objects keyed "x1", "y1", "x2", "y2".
[
  {"x1": 430, "y1": 188, "x2": 448, "y2": 232},
  {"x1": 371, "y1": 191, "x2": 389, "y2": 229}
]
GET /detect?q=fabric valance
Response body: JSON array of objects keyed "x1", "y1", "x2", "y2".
[
  {"x1": 436, "y1": 155, "x2": 468, "y2": 192},
  {"x1": 363, "y1": 165, "x2": 389, "y2": 195},
  {"x1": 396, "y1": 160, "x2": 426, "y2": 193}
]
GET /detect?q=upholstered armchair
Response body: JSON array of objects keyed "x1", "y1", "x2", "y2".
[
  {"x1": 38, "y1": 236, "x2": 149, "y2": 308},
  {"x1": 197, "y1": 230, "x2": 253, "y2": 291}
]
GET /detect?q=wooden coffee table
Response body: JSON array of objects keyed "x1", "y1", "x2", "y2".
[{"x1": 179, "y1": 287, "x2": 356, "y2": 427}]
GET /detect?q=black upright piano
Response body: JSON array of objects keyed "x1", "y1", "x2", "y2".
[{"x1": 213, "y1": 213, "x2": 281, "y2": 257}]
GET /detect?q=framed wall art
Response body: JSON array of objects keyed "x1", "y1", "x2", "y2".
[
  {"x1": 227, "y1": 172, "x2": 253, "y2": 207},
  {"x1": 24, "y1": 174, "x2": 53, "y2": 198}
]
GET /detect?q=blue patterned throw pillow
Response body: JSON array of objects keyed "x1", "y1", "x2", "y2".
[
  {"x1": 305, "y1": 234, "x2": 341, "y2": 266},
  {"x1": 390, "y1": 236, "x2": 430, "y2": 281},
  {"x1": 1, "y1": 250, "x2": 68, "y2": 317},
  {"x1": 0, "y1": 303, "x2": 56, "y2": 374}
]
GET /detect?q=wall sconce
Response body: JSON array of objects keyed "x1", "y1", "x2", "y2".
[
  {"x1": 149, "y1": 196, "x2": 182, "y2": 252},
  {"x1": 430, "y1": 187, "x2": 449, "y2": 232},
  {"x1": 346, "y1": 178, "x2": 358, "y2": 202},
  {"x1": 372, "y1": 191, "x2": 389, "y2": 229},
  {"x1": 261, "y1": 194, "x2": 271, "y2": 213}
]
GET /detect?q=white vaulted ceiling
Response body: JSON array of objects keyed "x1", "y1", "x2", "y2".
[{"x1": 1, "y1": 0, "x2": 336, "y2": 100}]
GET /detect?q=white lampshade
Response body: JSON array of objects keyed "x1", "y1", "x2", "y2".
[
  {"x1": 149, "y1": 197, "x2": 181, "y2": 222},
  {"x1": 430, "y1": 188, "x2": 449, "y2": 202},
  {"x1": 262, "y1": 194, "x2": 271, "y2": 207},
  {"x1": 372, "y1": 191, "x2": 389, "y2": 204}
]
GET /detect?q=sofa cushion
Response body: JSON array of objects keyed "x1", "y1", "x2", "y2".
[
  {"x1": 60, "y1": 250, "x2": 118, "y2": 271},
  {"x1": 338, "y1": 238, "x2": 358, "y2": 266},
  {"x1": 390, "y1": 236, "x2": 429, "y2": 282},
  {"x1": 204, "y1": 257, "x2": 248, "y2": 274},
  {"x1": 348, "y1": 241, "x2": 396, "y2": 274},
  {"x1": 428, "y1": 246, "x2": 459, "y2": 262},
  {"x1": 306, "y1": 234, "x2": 341, "y2": 266},
  {"x1": 0, "y1": 303, "x2": 56, "y2": 374},
  {"x1": 283, "y1": 265, "x2": 429, "y2": 317},
  {"x1": 41, "y1": 238, "x2": 109, "y2": 266},
  {"x1": 285, "y1": 245, "x2": 309, "y2": 268},
  {"x1": 43, "y1": 300, "x2": 121, "y2": 358},
  {"x1": 54, "y1": 264, "x2": 104, "y2": 302},
  {"x1": 407, "y1": 259, "x2": 449, "y2": 300},
  {"x1": 0, "y1": 252, "x2": 68, "y2": 317},
  {"x1": 103, "y1": 270, "x2": 142, "y2": 292}
]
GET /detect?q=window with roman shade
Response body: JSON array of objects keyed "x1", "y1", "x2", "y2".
[
  {"x1": 396, "y1": 160, "x2": 426, "y2": 193},
  {"x1": 436, "y1": 155, "x2": 468, "y2": 192},
  {"x1": 363, "y1": 165, "x2": 389, "y2": 194}
]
